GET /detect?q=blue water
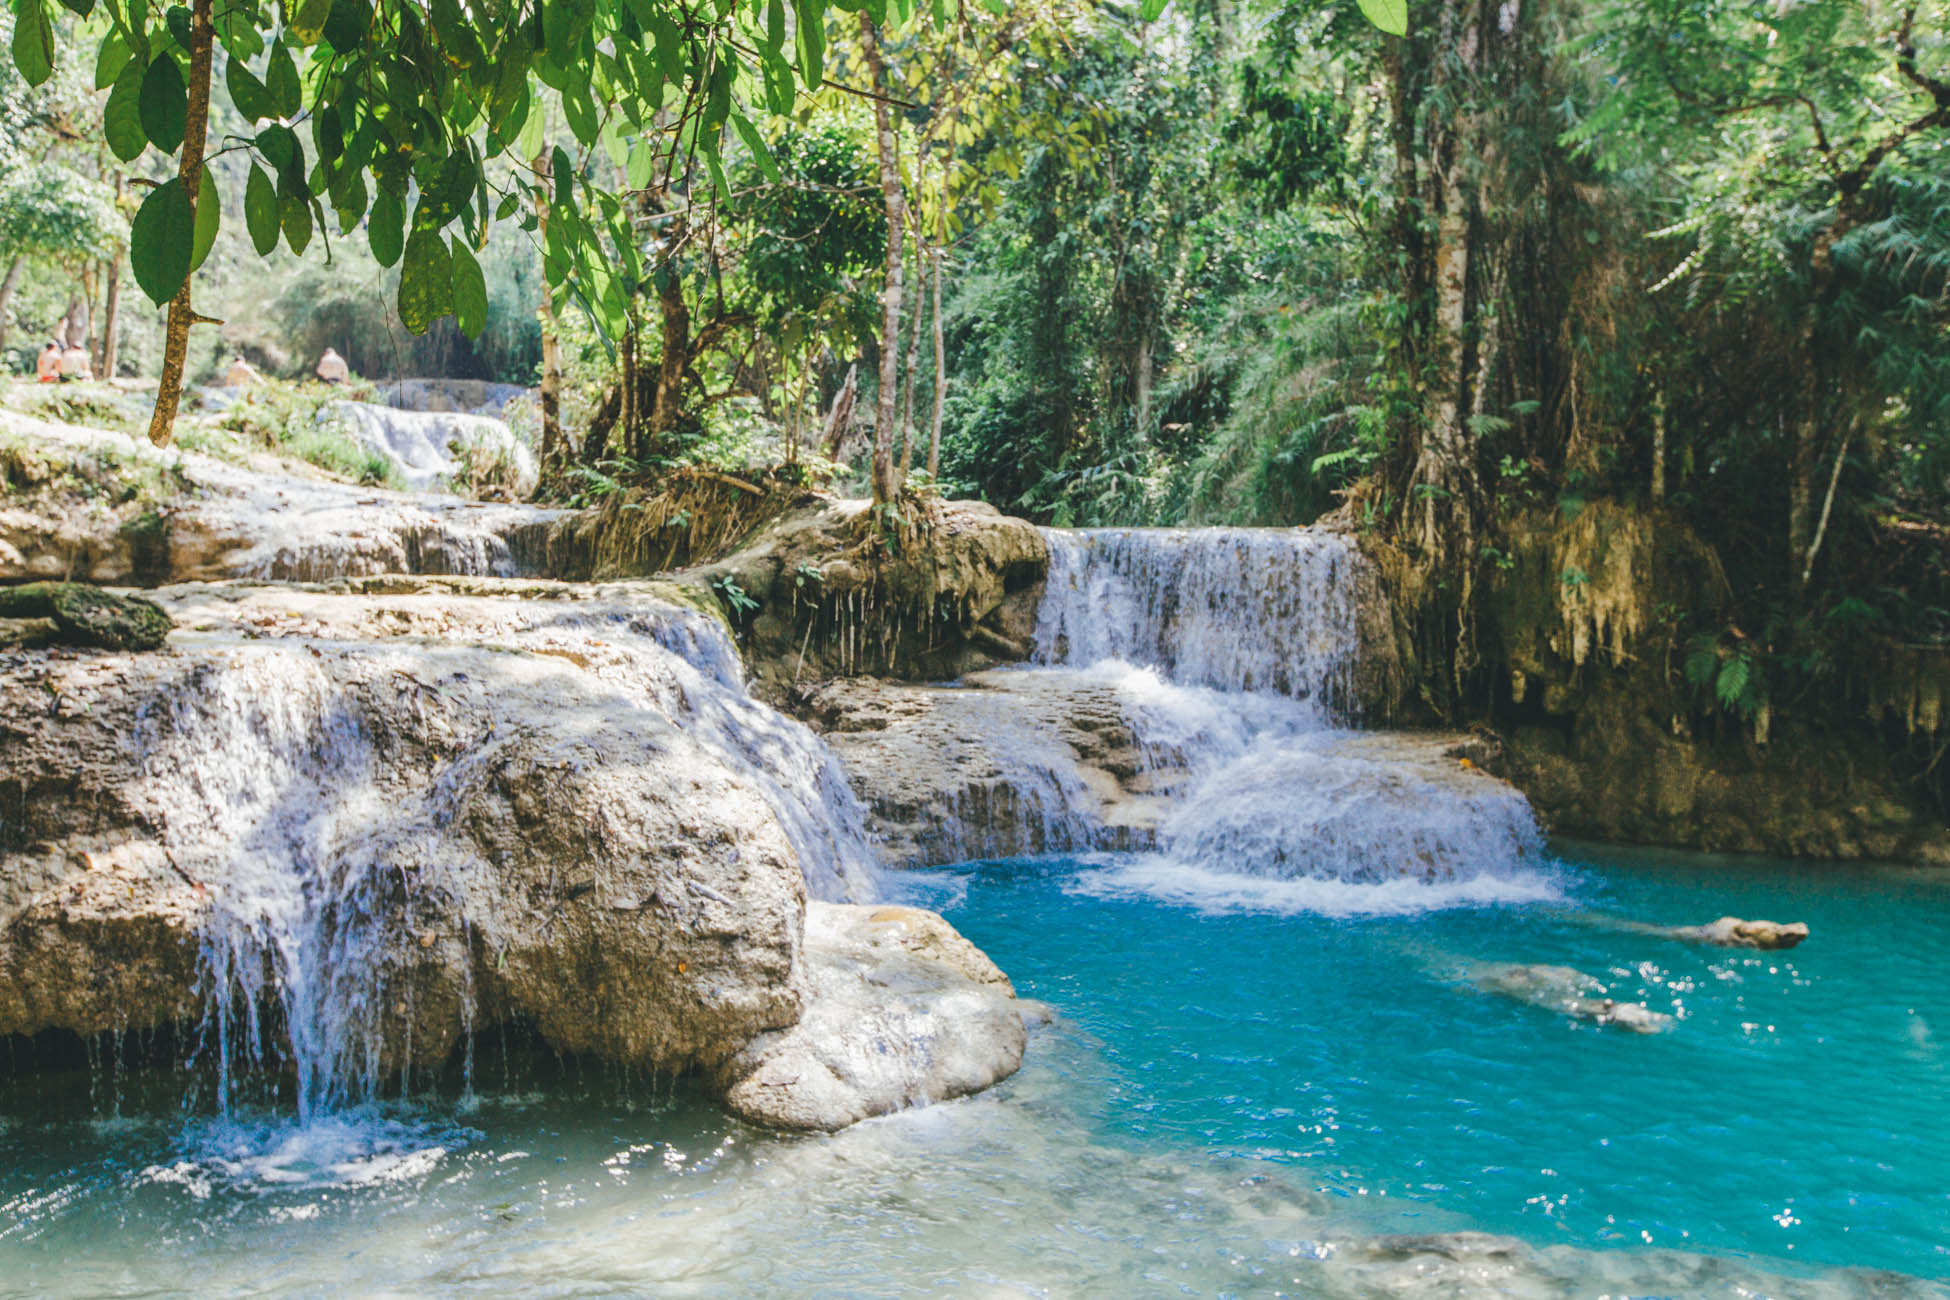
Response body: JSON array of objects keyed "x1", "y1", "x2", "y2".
[
  {"x1": 2, "y1": 844, "x2": 1946, "y2": 1295},
  {"x1": 911, "y1": 843, "x2": 1950, "y2": 1280}
]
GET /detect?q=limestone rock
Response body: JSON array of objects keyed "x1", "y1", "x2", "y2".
[
  {"x1": 807, "y1": 669, "x2": 1167, "y2": 867},
  {"x1": 1475, "y1": 963, "x2": 1673, "y2": 1034},
  {"x1": 711, "y1": 902, "x2": 1026, "y2": 1131},
  {"x1": 0, "y1": 581, "x2": 824, "y2": 1080},
  {"x1": 1668, "y1": 916, "x2": 1809, "y2": 950}
]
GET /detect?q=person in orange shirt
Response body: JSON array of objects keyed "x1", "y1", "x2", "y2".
[{"x1": 35, "y1": 341, "x2": 61, "y2": 383}]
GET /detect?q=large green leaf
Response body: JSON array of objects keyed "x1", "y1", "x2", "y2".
[
  {"x1": 104, "y1": 59, "x2": 148, "y2": 160},
  {"x1": 368, "y1": 187, "x2": 405, "y2": 266},
  {"x1": 450, "y1": 236, "x2": 487, "y2": 338},
  {"x1": 280, "y1": 192, "x2": 314, "y2": 254},
  {"x1": 1356, "y1": 0, "x2": 1407, "y2": 36},
  {"x1": 226, "y1": 56, "x2": 276, "y2": 122},
  {"x1": 793, "y1": 0, "x2": 823, "y2": 89},
  {"x1": 265, "y1": 40, "x2": 302, "y2": 118},
  {"x1": 94, "y1": 30, "x2": 131, "y2": 89},
  {"x1": 398, "y1": 228, "x2": 454, "y2": 334},
  {"x1": 140, "y1": 54, "x2": 188, "y2": 153},
  {"x1": 12, "y1": 0, "x2": 55, "y2": 87},
  {"x1": 131, "y1": 178, "x2": 195, "y2": 305},
  {"x1": 56, "y1": 0, "x2": 95, "y2": 17},
  {"x1": 323, "y1": 0, "x2": 372, "y2": 53},
  {"x1": 191, "y1": 168, "x2": 221, "y2": 271},
  {"x1": 245, "y1": 164, "x2": 280, "y2": 255}
]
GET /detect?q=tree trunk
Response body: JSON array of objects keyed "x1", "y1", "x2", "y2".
[
  {"x1": 860, "y1": 12, "x2": 906, "y2": 508},
  {"x1": 1800, "y1": 423, "x2": 1852, "y2": 588},
  {"x1": 1650, "y1": 391, "x2": 1666, "y2": 503},
  {"x1": 821, "y1": 363, "x2": 859, "y2": 460},
  {"x1": 100, "y1": 262, "x2": 123, "y2": 379},
  {"x1": 929, "y1": 243, "x2": 945, "y2": 479},
  {"x1": 0, "y1": 256, "x2": 22, "y2": 360},
  {"x1": 651, "y1": 258, "x2": 693, "y2": 444},
  {"x1": 145, "y1": 0, "x2": 215, "y2": 448},
  {"x1": 900, "y1": 232, "x2": 927, "y2": 477},
  {"x1": 1409, "y1": 0, "x2": 1481, "y2": 555},
  {"x1": 532, "y1": 150, "x2": 567, "y2": 486}
]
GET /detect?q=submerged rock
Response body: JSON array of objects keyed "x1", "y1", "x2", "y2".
[
  {"x1": 1474, "y1": 963, "x2": 1673, "y2": 1034},
  {"x1": 711, "y1": 902, "x2": 1025, "y2": 1131},
  {"x1": 0, "y1": 578, "x2": 1021, "y2": 1126},
  {"x1": 1666, "y1": 916, "x2": 1809, "y2": 950}
]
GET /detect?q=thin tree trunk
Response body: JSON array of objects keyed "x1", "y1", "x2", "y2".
[
  {"x1": 929, "y1": 243, "x2": 945, "y2": 479},
  {"x1": 1800, "y1": 423, "x2": 1852, "y2": 588},
  {"x1": 533, "y1": 150, "x2": 566, "y2": 484},
  {"x1": 860, "y1": 13, "x2": 906, "y2": 507},
  {"x1": 100, "y1": 174, "x2": 124, "y2": 379},
  {"x1": 1650, "y1": 391, "x2": 1666, "y2": 503},
  {"x1": 145, "y1": 0, "x2": 215, "y2": 448},
  {"x1": 821, "y1": 363, "x2": 858, "y2": 460},
  {"x1": 900, "y1": 232, "x2": 927, "y2": 477},
  {"x1": 0, "y1": 256, "x2": 23, "y2": 359}
]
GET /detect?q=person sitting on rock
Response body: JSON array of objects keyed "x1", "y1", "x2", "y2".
[
  {"x1": 58, "y1": 341, "x2": 92, "y2": 382},
  {"x1": 35, "y1": 340, "x2": 61, "y2": 383},
  {"x1": 315, "y1": 347, "x2": 349, "y2": 384},
  {"x1": 224, "y1": 355, "x2": 262, "y2": 388}
]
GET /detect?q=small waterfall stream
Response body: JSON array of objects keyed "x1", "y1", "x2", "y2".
[{"x1": 1025, "y1": 527, "x2": 1554, "y2": 910}]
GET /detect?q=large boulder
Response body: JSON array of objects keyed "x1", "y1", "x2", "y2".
[
  {"x1": 711, "y1": 902, "x2": 1026, "y2": 1131},
  {"x1": 0, "y1": 577, "x2": 1022, "y2": 1125},
  {"x1": 0, "y1": 581, "x2": 172, "y2": 649}
]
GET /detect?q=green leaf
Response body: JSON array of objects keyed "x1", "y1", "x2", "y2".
[
  {"x1": 368, "y1": 187, "x2": 405, "y2": 266},
  {"x1": 164, "y1": 5, "x2": 191, "y2": 51},
  {"x1": 730, "y1": 113, "x2": 779, "y2": 182},
  {"x1": 280, "y1": 192, "x2": 314, "y2": 254},
  {"x1": 1355, "y1": 0, "x2": 1407, "y2": 37},
  {"x1": 245, "y1": 164, "x2": 281, "y2": 255},
  {"x1": 450, "y1": 236, "x2": 487, "y2": 338},
  {"x1": 398, "y1": 228, "x2": 455, "y2": 334},
  {"x1": 287, "y1": 0, "x2": 332, "y2": 45},
  {"x1": 323, "y1": 0, "x2": 372, "y2": 53},
  {"x1": 226, "y1": 55, "x2": 276, "y2": 122},
  {"x1": 140, "y1": 54, "x2": 188, "y2": 153},
  {"x1": 131, "y1": 178, "x2": 195, "y2": 305},
  {"x1": 1139, "y1": 0, "x2": 1167, "y2": 19},
  {"x1": 793, "y1": 0, "x2": 823, "y2": 88},
  {"x1": 552, "y1": 145, "x2": 574, "y2": 207},
  {"x1": 12, "y1": 0, "x2": 55, "y2": 87},
  {"x1": 56, "y1": 0, "x2": 94, "y2": 17},
  {"x1": 94, "y1": 31, "x2": 132, "y2": 89},
  {"x1": 104, "y1": 59, "x2": 148, "y2": 160},
  {"x1": 266, "y1": 39, "x2": 302, "y2": 118},
  {"x1": 191, "y1": 167, "x2": 220, "y2": 271}
]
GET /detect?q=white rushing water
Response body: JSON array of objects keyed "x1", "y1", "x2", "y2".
[
  {"x1": 132, "y1": 599, "x2": 875, "y2": 1124},
  {"x1": 1029, "y1": 527, "x2": 1556, "y2": 912},
  {"x1": 326, "y1": 401, "x2": 537, "y2": 496}
]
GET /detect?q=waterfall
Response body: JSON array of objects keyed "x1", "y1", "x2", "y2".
[
  {"x1": 134, "y1": 600, "x2": 876, "y2": 1123},
  {"x1": 326, "y1": 401, "x2": 537, "y2": 496},
  {"x1": 1035, "y1": 528, "x2": 1365, "y2": 708},
  {"x1": 1023, "y1": 527, "x2": 1555, "y2": 912}
]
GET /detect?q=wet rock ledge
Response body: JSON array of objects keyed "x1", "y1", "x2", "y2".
[{"x1": 0, "y1": 577, "x2": 1022, "y2": 1131}]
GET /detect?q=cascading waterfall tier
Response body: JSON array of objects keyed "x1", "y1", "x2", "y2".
[
  {"x1": 1022, "y1": 527, "x2": 1554, "y2": 908},
  {"x1": 113, "y1": 588, "x2": 878, "y2": 1123},
  {"x1": 1035, "y1": 527, "x2": 1367, "y2": 709}
]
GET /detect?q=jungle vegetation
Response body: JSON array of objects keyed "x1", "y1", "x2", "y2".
[{"x1": 5, "y1": 0, "x2": 1947, "y2": 762}]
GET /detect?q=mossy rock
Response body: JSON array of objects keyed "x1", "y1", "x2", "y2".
[{"x1": 0, "y1": 583, "x2": 173, "y2": 651}]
